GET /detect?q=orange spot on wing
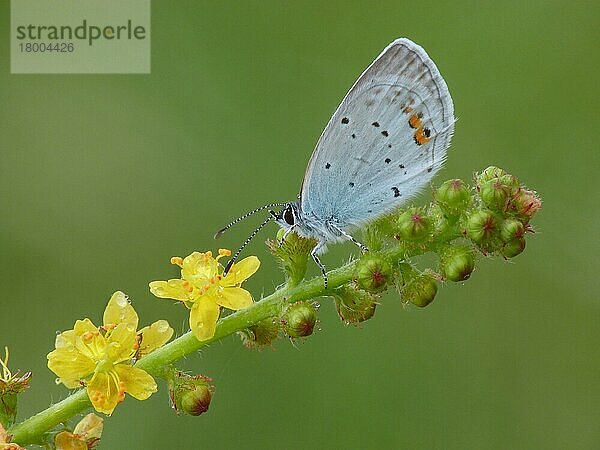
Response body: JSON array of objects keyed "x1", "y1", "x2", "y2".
[
  {"x1": 414, "y1": 127, "x2": 432, "y2": 146},
  {"x1": 408, "y1": 114, "x2": 422, "y2": 129}
]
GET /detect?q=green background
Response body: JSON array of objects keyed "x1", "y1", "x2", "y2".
[{"x1": 1, "y1": 1, "x2": 598, "y2": 449}]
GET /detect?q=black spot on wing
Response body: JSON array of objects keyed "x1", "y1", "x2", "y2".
[
  {"x1": 341, "y1": 117, "x2": 349, "y2": 124},
  {"x1": 385, "y1": 158, "x2": 391, "y2": 164},
  {"x1": 349, "y1": 182, "x2": 355, "y2": 187},
  {"x1": 325, "y1": 163, "x2": 331, "y2": 169},
  {"x1": 381, "y1": 130, "x2": 389, "y2": 137},
  {"x1": 399, "y1": 164, "x2": 405, "y2": 169},
  {"x1": 351, "y1": 133, "x2": 356, "y2": 139},
  {"x1": 372, "y1": 121, "x2": 380, "y2": 127},
  {"x1": 392, "y1": 187, "x2": 401, "y2": 198}
]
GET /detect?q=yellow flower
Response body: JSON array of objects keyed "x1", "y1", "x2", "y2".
[
  {"x1": 149, "y1": 249, "x2": 259, "y2": 341},
  {"x1": 47, "y1": 292, "x2": 173, "y2": 415}
]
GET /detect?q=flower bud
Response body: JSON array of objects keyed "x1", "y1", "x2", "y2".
[
  {"x1": 0, "y1": 347, "x2": 31, "y2": 427},
  {"x1": 396, "y1": 207, "x2": 431, "y2": 241},
  {"x1": 55, "y1": 413, "x2": 103, "y2": 450},
  {"x1": 478, "y1": 179, "x2": 512, "y2": 211},
  {"x1": 434, "y1": 179, "x2": 471, "y2": 215},
  {"x1": 282, "y1": 302, "x2": 317, "y2": 338},
  {"x1": 500, "y1": 218, "x2": 525, "y2": 242},
  {"x1": 465, "y1": 210, "x2": 499, "y2": 244},
  {"x1": 440, "y1": 245, "x2": 475, "y2": 282},
  {"x1": 501, "y1": 238, "x2": 526, "y2": 258},
  {"x1": 354, "y1": 253, "x2": 393, "y2": 293},
  {"x1": 267, "y1": 229, "x2": 318, "y2": 285},
  {"x1": 239, "y1": 318, "x2": 280, "y2": 349},
  {"x1": 476, "y1": 166, "x2": 506, "y2": 184},
  {"x1": 510, "y1": 188, "x2": 542, "y2": 222},
  {"x1": 334, "y1": 285, "x2": 377, "y2": 324},
  {"x1": 401, "y1": 272, "x2": 438, "y2": 308},
  {"x1": 168, "y1": 371, "x2": 213, "y2": 416},
  {"x1": 361, "y1": 223, "x2": 384, "y2": 252}
]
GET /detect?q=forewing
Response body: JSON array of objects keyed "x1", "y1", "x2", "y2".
[{"x1": 301, "y1": 38, "x2": 455, "y2": 229}]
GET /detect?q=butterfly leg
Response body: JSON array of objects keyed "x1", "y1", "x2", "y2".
[
  {"x1": 331, "y1": 225, "x2": 369, "y2": 253},
  {"x1": 278, "y1": 225, "x2": 297, "y2": 247},
  {"x1": 310, "y1": 243, "x2": 328, "y2": 289}
]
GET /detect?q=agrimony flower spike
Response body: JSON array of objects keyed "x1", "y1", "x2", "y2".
[
  {"x1": 47, "y1": 292, "x2": 173, "y2": 415},
  {"x1": 149, "y1": 250, "x2": 259, "y2": 341}
]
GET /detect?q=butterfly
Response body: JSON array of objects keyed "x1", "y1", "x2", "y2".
[{"x1": 216, "y1": 38, "x2": 455, "y2": 288}]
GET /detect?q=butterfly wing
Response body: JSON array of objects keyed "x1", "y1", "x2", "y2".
[{"x1": 300, "y1": 38, "x2": 455, "y2": 230}]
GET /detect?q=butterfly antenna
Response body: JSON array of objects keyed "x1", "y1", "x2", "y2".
[
  {"x1": 223, "y1": 214, "x2": 274, "y2": 275},
  {"x1": 214, "y1": 203, "x2": 286, "y2": 239}
]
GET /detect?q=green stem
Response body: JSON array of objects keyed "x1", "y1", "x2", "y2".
[
  {"x1": 9, "y1": 229, "x2": 458, "y2": 446},
  {"x1": 8, "y1": 247, "x2": 364, "y2": 445}
]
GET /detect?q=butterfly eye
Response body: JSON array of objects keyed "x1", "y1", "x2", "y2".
[{"x1": 283, "y1": 206, "x2": 295, "y2": 226}]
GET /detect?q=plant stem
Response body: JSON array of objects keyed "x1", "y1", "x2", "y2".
[
  {"x1": 8, "y1": 245, "x2": 375, "y2": 445},
  {"x1": 9, "y1": 228, "x2": 457, "y2": 446}
]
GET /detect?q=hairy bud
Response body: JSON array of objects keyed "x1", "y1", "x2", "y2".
[
  {"x1": 440, "y1": 245, "x2": 476, "y2": 282},
  {"x1": 282, "y1": 302, "x2": 318, "y2": 338}
]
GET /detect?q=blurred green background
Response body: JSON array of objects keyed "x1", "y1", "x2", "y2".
[{"x1": 1, "y1": 1, "x2": 598, "y2": 449}]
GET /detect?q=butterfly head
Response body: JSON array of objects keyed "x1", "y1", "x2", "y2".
[{"x1": 273, "y1": 203, "x2": 298, "y2": 229}]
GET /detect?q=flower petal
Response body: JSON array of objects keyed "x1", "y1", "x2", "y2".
[
  {"x1": 47, "y1": 345, "x2": 95, "y2": 387},
  {"x1": 72, "y1": 319, "x2": 107, "y2": 363},
  {"x1": 86, "y1": 372, "x2": 120, "y2": 415},
  {"x1": 106, "y1": 322, "x2": 137, "y2": 363},
  {"x1": 189, "y1": 300, "x2": 220, "y2": 341},
  {"x1": 73, "y1": 318, "x2": 98, "y2": 337},
  {"x1": 72, "y1": 413, "x2": 104, "y2": 439},
  {"x1": 113, "y1": 365, "x2": 157, "y2": 401},
  {"x1": 137, "y1": 320, "x2": 174, "y2": 358},
  {"x1": 221, "y1": 256, "x2": 260, "y2": 286},
  {"x1": 103, "y1": 291, "x2": 138, "y2": 330},
  {"x1": 149, "y1": 279, "x2": 192, "y2": 302},
  {"x1": 215, "y1": 287, "x2": 253, "y2": 310},
  {"x1": 54, "y1": 430, "x2": 87, "y2": 450},
  {"x1": 182, "y1": 252, "x2": 216, "y2": 281}
]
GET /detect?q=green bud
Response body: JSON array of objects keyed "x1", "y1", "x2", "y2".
[
  {"x1": 361, "y1": 223, "x2": 384, "y2": 252},
  {"x1": 354, "y1": 253, "x2": 393, "y2": 293},
  {"x1": 509, "y1": 188, "x2": 542, "y2": 223},
  {"x1": 498, "y1": 174, "x2": 520, "y2": 189},
  {"x1": 440, "y1": 245, "x2": 476, "y2": 282},
  {"x1": 478, "y1": 178, "x2": 512, "y2": 211},
  {"x1": 333, "y1": 285, "x2": 377, "y2": 324},
  {"x1": 500, "y1": 218, "x2": 525, "y2": 242},
  {"x1": 239, "y1": 318, "x2": 280, "y2": 349},
  {"x1": 396, "y1": 207, "x2": 431, "y2": 241},
  {"x1": 267, "y1": 230, "x2": 318, "y2": 285},
  {"x1": 401, "y1": 272, "x2": 438, "y2": 308},
  {"x1": 168, "y1": 370, "x2": 213, "y2": 416},
  {"x1": 465, "y1": 210, "x2": 499, "y2": 244},
  {"x1": 434, "y1": 179, "x2": 471, "y2": 215},
  {"x1": 282, "y1": 302, "x2": 318, "y2": 338},
  {"x1": 476, "y1": 166, "x2": 507, "y2": 184},
  {"x1": 501, "y1": 238, "x2": 526, "y2": 258}
]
